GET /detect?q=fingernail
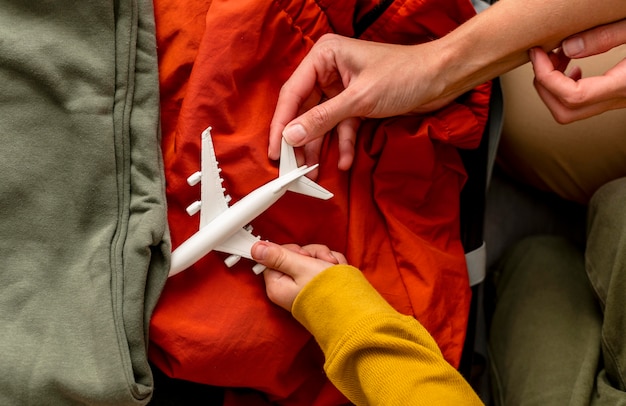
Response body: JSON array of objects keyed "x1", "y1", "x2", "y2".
[
  {"x1": 563, "y1": 37, "x2": 584, "y2": 57},
  {"x1": 252, "y1": 242, "x2": 268, "y2": 260},
  {"x1": 283, "y1": 124, "x2": 306, "y2": 145}
]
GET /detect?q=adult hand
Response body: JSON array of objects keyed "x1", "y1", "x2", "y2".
[
  {"x1": 268, "y1": 34, "x2": 453, "y2": 173},
  {"x1": 530, "y1": 19, "x2": 626, "y2": 123},
  {"x1": 251, "y1": 241, "x2": 347, "y2": 311}
]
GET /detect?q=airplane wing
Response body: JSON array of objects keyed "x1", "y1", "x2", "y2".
[
  {"x1": 214, "y1": 227, "x2": 260, "y2": 260},
  {"x1": 184, "y1": 127, "x2": 264, "y2": 273},
  {"x1": 186, "y1": 127, "x2": 232, "y2": 228},
  {"x1": 176, "y1": 129, "x2": 330, "y2": 276},
  {"x1": 215, "y1": 227, "x2": 266, "y2": 274}
]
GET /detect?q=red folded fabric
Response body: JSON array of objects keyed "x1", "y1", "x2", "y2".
[{"x1": 150, "y1": 0, "x2": 491, "y2": 404}]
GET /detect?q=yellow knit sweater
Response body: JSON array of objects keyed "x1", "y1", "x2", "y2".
[{"x1": 292, "y1": 264, "x2": 483, "y2": 406}]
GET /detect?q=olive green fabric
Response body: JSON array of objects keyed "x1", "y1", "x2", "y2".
[
  {"x1": 586, "y1": 178, "x2": 626, "y2": 401},
  {"x1": 489, "y1": 178, "x2": 626, "y2": 405},
  {"x1": 0, "y1": 1, "x2": 169, "y2": 404}
]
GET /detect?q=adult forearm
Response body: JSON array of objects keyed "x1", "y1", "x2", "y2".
[
  {"x1": 269, "y1": 0, "x2": 626, "y2": 164},
  {"x1": 433, "y1": 0, "x2": 626, "y2": 101}
]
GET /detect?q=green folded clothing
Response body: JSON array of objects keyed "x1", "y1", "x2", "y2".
[{"x1": 0, "y1": 0, "x2": 169, "y2": 404}]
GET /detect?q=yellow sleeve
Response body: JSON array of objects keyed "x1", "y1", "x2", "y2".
[{"x1": 292, "y1": 264, "x2": 483, "y2": 406}]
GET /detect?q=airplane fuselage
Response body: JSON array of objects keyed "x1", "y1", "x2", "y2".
[
  {"x1": 168, "y1": 127, "x2": 331, "y2": 277},
  {"x1": 169, "y1": 170, "x2": 299, "y2": 275}
]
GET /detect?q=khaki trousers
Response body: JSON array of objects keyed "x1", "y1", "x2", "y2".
[{"x1": 489, "y1": 177, "x2": 626, "y2": 405}]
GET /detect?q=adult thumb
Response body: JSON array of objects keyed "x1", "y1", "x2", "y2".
[
  {"x1": 563, "y1": 20, "x2": 626, "y2": 58},
  {"x1": 282, "y1": 93, "x2": 355, "y2": 146}
]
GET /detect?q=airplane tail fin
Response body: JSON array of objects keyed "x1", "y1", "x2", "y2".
[{"x1": 279, "y1": 138, "x2": 333, "y2": 200}]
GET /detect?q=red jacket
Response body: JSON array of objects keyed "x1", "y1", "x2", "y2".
[{"x1": 150, "y1": 0, "x2": 491, "y2": 404}]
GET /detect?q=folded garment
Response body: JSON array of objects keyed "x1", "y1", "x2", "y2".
[
  {"x1": 151, "y1": 0, "x2": 490, "y2": 404},
  {"x1": 0, "y1": 0, "x2": 169, "y2": 404}
]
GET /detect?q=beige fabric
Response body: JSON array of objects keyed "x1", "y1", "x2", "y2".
[{"x1": 497, "y1": 45, "x2": 626, "y2": 204}]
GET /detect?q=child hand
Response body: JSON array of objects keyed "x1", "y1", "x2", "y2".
[{"x1": 251, "y1": 241, "x2": 347, "y2": 311}]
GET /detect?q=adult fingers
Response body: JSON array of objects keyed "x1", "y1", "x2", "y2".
[
  {"x1": 268, "y1": 45, "x2": 327, "y2": 161},
  {"x1": 269, "y1": 34, "x2": 351, "y2": 161},
  {"x1": 533, "y1": 47, "x2": 626, "y2": 113},
  {"x1": 269, "y1": 82, "x2": 321, "y2": 161},
  {"x1": 536, "y1": 78, "x2": 626, "y2": 123},
  {"x1": 563, "y1": 19, "x2": 626, "y2": 58},
  {"x1": 531, "y1": 47, "x2": 577, "y2": 94},
  {"x1": 336, "y1": 117, "x2": 359, "y2": 171},
  {"x1": 301, "y1": 137, "x2": 324, "y2": 179},
  {"x1": 281, "y1": 90, "x2": 362, "y2": 149},
  {"x1": 546, "y1": 47, "x2": 571, "y2": 73}
]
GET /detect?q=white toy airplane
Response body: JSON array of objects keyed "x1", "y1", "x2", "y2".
[{"x1": 169, "y1": 127, "x2": 333, "y2": 277}]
